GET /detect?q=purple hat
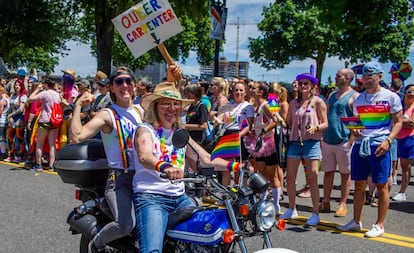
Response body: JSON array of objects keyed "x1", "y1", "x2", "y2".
[{"x1": 296, "y1": 65, "x2": 318, "y2": 85}]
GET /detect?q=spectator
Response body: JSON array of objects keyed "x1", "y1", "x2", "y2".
[
  {"x1": 61, "y1": 69, "x2": 79, "y2": 104},
  {"x1": 319, "y1": 68, "x2": 358, "y2": 217},
  {"x1": 0, "y1": 86, "x2": 9, "y2": 160},
  {"x1": 25, "y1": 81, "x2": 42, "y2": 166},
  {"x1": 5, "y1": 78, "x2": 27, "y2": 163},
  {"x1": 337, "y1": 62, "x2": 402, "y2": 238},
  {"x1": 281, "y1": 72, "x2": 328, "y2": 226},
  {"x1": 90, "y1": 78, "x2": 111, "y2": 118},
  {"x1": 393, "y1": 83, "x2": 414, "y2": 202},
  {"x1": 209, "y1": 77, "x2": 229, "y2": 125},
  {"x1": 354, "y1": 77, "x2": 366, "y2": 93},
  {"x1": 93, "y1": 70, "x2": 108, "y2": 96},
  {"x1": 133, "y1": 77, "x2": 153, "y2": 105},
  {"x1": 74, "y1": 79, "x2": 92, "y2": 125},
  {"x1": 28, "y1": 79, "x2": 62, "y2": 172}
]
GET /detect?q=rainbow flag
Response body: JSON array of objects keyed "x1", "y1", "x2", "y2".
[
  {"x1": 268, "y1": 93, "x2": 280, "y2": 113},
  {"x1": 211, "y1": 133, "x2": 241, "y2": 160},
  {"x1": 240, "y1": 119, "x2": 249, "y2": 130},
  {"x1": 340, "y1": 117, "x2": 365, "y2": 130},
  {"x1": 357, "y1": 105, "x2": 391, "y2": 129}
]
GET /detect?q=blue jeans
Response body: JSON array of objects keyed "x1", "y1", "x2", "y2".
[{"x1": 133, "y1": 192, "x2": 194, "y2": 253}]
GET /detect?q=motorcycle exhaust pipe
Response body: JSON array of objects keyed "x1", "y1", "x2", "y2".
[{"x1": 67, "y1": 209, "x2": 99, "y2": 240}]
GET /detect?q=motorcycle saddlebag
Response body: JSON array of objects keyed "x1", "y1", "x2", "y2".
[
  {"x1": 55, "y1": 139, "x2": 109, "y2": 187},
  {"x1": 166, "y1": 208, "x2": 231, "y2": 245}
]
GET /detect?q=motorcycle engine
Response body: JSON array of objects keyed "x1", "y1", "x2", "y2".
[{"x1": 164, "y1": 240, "x2": 220, "y2": 253}]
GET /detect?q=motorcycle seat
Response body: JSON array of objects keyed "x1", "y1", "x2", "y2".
[{"x1": 167, "y1": 206, "x2": 213, "y2": 229}]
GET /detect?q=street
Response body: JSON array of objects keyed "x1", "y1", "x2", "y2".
[{"x1": 0, "y1": 161, "x2": 413, "y2": 253}]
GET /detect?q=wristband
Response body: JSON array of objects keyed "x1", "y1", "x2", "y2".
[
  {"x1": 155, "y1": 161, "x2": 173, "y2": 172},
  {"x1": 386, "y1": 137, "x2": 392, "y2": 145},
  {"x1": 226, "y1": 161, "x2": 240, "y2": 173},
  {"x1": 261, "y1": 128, "x2": 267, "y2": 134},
  {"x1": 315, "y1": 125, "x2": 319, "y2": 132}
]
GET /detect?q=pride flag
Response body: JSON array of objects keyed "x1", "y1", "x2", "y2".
[
  {"x1": 340, "y1": 117, "x2": 365, "y2": 130},
  {"x1": 357, "y1": 105, "x2": 391, "y2": 129},
  {"x1": 211, "y1": 133, "x2": 241, "y2": 160},
  {"x1": 268, "y1": 93, "x2": 280, "y2": 113}
]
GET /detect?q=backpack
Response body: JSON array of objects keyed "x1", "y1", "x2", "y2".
[{"x1": 50, "y1": 102, "x2": 63, "y2": 128}]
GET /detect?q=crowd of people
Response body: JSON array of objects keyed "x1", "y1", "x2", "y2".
[{"x1": 0, "y1": 60, "x2": 412, "y2": 252}]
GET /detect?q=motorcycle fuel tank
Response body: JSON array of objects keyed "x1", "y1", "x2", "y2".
[{"x1": 166, "y1": 208, "x2": 231, "y2": 245}]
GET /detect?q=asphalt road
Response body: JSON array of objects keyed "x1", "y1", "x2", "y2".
[{"x1": 0, "y1": 161, "x2": 413, "y2": 253}]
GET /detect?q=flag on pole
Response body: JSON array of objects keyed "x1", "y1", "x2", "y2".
[
  {"x1": 268, "y1": 93, "x2": 280, "y2": 114},
  {"x1": 211, "y1": 133, "x2": 241, "y2": 160},
  {"x1": 210, "y1": 4, "x2": 227, "y2": 40}
]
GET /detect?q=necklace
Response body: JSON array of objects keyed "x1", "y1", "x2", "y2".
[
  {"x1": 364, "y1": 91, "x2": 379, "y2": 104},
  {"x1": 155, "y1": 125, "x2": 184, "y2": 168}
]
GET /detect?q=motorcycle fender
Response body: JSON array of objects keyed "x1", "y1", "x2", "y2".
[{"x1": 67, "y1": 210, "x2": 98, "y2": 240}]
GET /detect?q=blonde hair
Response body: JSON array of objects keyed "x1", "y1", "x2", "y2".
[
  {"x1": 212, "y1": 77, "x2": 229, "y2": 97},
  {"x1": 143, "y1": 100, "x2": 183, "y2": 128}
]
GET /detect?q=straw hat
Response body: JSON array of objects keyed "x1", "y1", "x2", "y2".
[
  {"x1": 61, "y1": 68, "x2": 79, "y2": 81},
  {"x1": 141, "y1": 82, "x2": 193, "y2": 123}
]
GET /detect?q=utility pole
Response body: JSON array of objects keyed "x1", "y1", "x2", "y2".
[{"x1": 211, "y1": 0, "x2": 227, "y2": 77}]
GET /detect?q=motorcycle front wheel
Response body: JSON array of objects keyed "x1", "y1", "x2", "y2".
[{"x1": 79, "y1": 235, "x2": 90, "y2": 253}]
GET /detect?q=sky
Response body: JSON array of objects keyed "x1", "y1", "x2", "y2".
[{"x1": 54, "y1": 0, "x2": 414, "y2": 86}]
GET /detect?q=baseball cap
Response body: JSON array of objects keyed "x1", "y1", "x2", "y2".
[
  {"x1": 362, "y1": 62, "x2": 383, "y2": 75},
  {"x1": 97, "y1": 78, "x2": 110, "y2": 86}
]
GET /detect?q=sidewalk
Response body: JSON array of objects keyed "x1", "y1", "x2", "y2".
[{"x1": 281, "y1": 166, "x2": 414, "y2": 237}]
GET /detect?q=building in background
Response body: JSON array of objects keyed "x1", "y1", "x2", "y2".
[
  {"x1": 137, "y1": 62, "x2": 168, "y2": 84},
  {"x1": 200, "y1": 57, "x2": 249, "y2": 80}
]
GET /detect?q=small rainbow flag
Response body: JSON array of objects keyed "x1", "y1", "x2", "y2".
[
  {"x1": 240, "y1": 119, "x2": 249, "y2": 130},
  {"x1": 340, "y1": 117, "x2": 365, "y2": 130},
  {"x1": 268, "y1": 93, "x2": 280, "y2": 113},
  {"x1": 211, "y1": 133, "x2": 241, "y2": 160}
]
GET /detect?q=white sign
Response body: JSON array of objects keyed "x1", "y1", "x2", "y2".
[{"x1": 112, "y1": 0, "x2": 183, "y2": 58}]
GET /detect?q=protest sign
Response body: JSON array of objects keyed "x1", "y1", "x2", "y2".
[{"x1": 112, "y1": 0, "x2": 183, "y2": 59}]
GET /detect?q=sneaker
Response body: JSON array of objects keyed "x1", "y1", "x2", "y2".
[
  {"x1": 280, "y1": 208, "x2": 298, "y2": 219},
  {"x1": 370, "y1": 197, "x2": 378, "y2": 207},
  {"x1": 392, "y1": 177, "x2": 398, "y2": 185},
  {"x1": 30, "y1": 164, "x2": 43, "y2": 172},
  {"x1": 48, "y1": 166, "x2": 56, "y2": 172},
  {"x1": 13, "y1": 156, "x2": 23, "y2": 163},
  {"x1": 337, "y1": 220, "x2": 362, "y2": 231},
  {"x1": 335, "y1": 204, "x2": 347, "y2": 217},
  {"x1": 3, "y1": 156, "x2": 13, "y2": 162},
  {"x1": 392, "y1": 192, "x2": 407, "y2": 201},
  {"x1": 365, "y1": 224, "x2": 385, "y2": 238},
  {"x1": 306, "y1": 213, "x2": 320, "y2": 226},
  {"x1": 319, "y1": 201, "x2": 331, "y2": 213}
]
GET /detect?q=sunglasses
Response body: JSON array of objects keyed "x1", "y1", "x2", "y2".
[
  {"x1": 298, "y1": 82, "x2": 310, "y2": 86},
  {"x1": 114, "y1": 77, "x2": 133, "y2": 86},
  {"x1": 405, "y1": 90, "x2": 414, "y2": 95}
]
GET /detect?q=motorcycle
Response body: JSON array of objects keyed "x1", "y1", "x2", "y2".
[{"x1": 55, "y1": 129, "x2": 296, "y2": 253}]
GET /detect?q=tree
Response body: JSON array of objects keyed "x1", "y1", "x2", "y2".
[
  {"x1": 248, "y1": 0, "x2": 414, "y2": 83},
  {"x1": 0, "y1": 0, "x2": 77, "y2": 73}
]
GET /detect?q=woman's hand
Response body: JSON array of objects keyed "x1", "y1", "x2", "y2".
[
  {"x1": 164, "y1": 167, "x2": 184, "y2": 180},
  {"x1": 167, "y1": 63, "x2": 182, "y2": 82},
  {"x1": 76, "y1": 92, "x2": 95, "y2": 107}
]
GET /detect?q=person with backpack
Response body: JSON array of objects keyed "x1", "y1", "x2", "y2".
[{"x1": 27, "y1": 78, "x2": 62, "y2": 172}]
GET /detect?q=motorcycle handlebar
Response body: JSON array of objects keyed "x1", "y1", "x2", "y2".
[{"x1": 160, "y1": 171, "x2": 206, "y2": 184}]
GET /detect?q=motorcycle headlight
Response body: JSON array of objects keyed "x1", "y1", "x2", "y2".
[{"x1": 253, "y1": 201, "x2": 276, "y2": 231}]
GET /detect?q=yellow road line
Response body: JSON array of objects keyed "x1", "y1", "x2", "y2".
[
  {"x1": 286, "y1": 216, "x2": 414, "y2": 248},
  {"x1": 0, "y1": 161, "x2": 57, "y2": 174}
]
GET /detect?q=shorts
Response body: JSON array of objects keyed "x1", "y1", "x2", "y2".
[
  {"x1": 255, "y1": 152, "x2": 278, "y2": 166},
  {"x1": 38, "y1": 122, "x2": 54, "y2": 130},
  {"x1": 390, "y1": 139, "x2": 398, "y2": 161},
  {"x1": 287, "y1": 140, "x2": 322, "y2": 160},
  {"x1": 321, "y1": 141, "x2": 352, "y2": 173},
  {"x1": 398, "y1": 135, "x2": 414, "y2": 159},
  {"x1": 351, "y1": 144, "x2": 391, "y2": 184}
]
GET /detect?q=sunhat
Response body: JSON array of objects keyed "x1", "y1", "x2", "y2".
[
  {"x1": 61, "y1": 68, "x2": 79, "y2": 81},
  {"x1": 296, "y1": 65, "x2": 318, "y2": 85},
  {"x1": 140, "y1": 82, "x2": 193, "y2": 110}
]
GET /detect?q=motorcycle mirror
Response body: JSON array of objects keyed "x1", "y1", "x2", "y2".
[{"x1": 172, "y1": 128, "x2": 189, "y2": 148}]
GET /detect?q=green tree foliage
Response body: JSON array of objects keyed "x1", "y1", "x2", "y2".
[
  {"x1": 0, "y1": 0, "x2": 77, "y2": 73},
  {"x1": 248, "y1": 0, "x2": 414, "y2": 84}
]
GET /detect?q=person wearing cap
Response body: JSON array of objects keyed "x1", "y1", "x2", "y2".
[
  {"x1": 93, "y1": 70, "x2": 108, "y2": 96},
  {"x1": 90, "y1": 78, "x2": 111, "y2": 119},
  {"x1": 132, "y1": 82, "x2": 242, "y2": 253},
  {"x1": 71, "y1": 66, "x2": 144, "y2": 253},
  {"x1": 74, "y1": 79, "x2": 92, "y2": 125},
  {"x1": 337, "y1": 61, "x2": 403, "y2": 238},
  {"x1": 393, "y1": 83, "x2": 414, "y2": 202},
  {"x1": 280, "y1": 71, "x2": 328, "y2": 226},
  {"x1": 319, "y1": 68, "x2": 359, "y2": 218}
]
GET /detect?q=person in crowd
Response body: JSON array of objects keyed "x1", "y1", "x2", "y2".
[
  {"x1": 393, "y1": 83, "x2": 414, "y2": 202},
  {"x1": 27, "y1": 79, "x2": 62, "y2": 172},
  {"x1": 319, "y1": 68, "x2": 358, "y2": 217},
  {"x1": 70, "y1": 66, "x2": 145, "y2": 253},
  {"x1": 199, "y1": 80, "x2": 211, "y2": 112},
  {"x1": 209, "y1": 77, "x2": 229, "y2": 124},
  {"x1": 132, "y1": 81, "x2": 237, "y2": 253},
  {"x1": 247, "y1": 81, "x2": 285, "y2": 214},
  {"x1": 214, "y1": 81, "x2": 254, "y2": 186},
  {"x1": 280, "y1": 72, "x2": 328, "y2": 226},
  {"x1": 75, "y1": 79, "x2": 93, "y2": 125},
  {"x1": 5, "y1": 77, "x2": 28, "y2": 163},
  {"x1": 337, "y1": 62, "x2": 402, "y2": 238},
  {"x1": 0, "y1": 76, "x2": 7, "y2": 88},
  {"x1": 61, "y1": 69, "x2": 79, "y2": 104},
  {"x1": 354, "y1": 77, "x2": 366, "y2": 93},
  {"x1": 93, "y1": 70, "x2": 108, "y2": 96},
  {"x1": 90, "y1": 78, "x2": 112, "y2": 118},
  {"x1": 25, "y1": 80, "x2": 43, "y2": 166},
  {"x1": 133, "y1": 77, "x2": 153, "y2": 105},
  {"x1": 390, "y1": 78, "x2": 403, "y2": 186},
  {"x1": 0, "y1": 86, "x2": 9, "y2": 160}
]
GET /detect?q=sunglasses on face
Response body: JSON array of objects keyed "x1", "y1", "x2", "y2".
[
  {"x1": 298, "y1": 82, "x2": 310, "y2": 86},
  {"x1": 113, "y1": 77, "x2": 133, "y2": 86},
  {"x1": 405, "y1": 90, "x2": 414, "y2": 95}
]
